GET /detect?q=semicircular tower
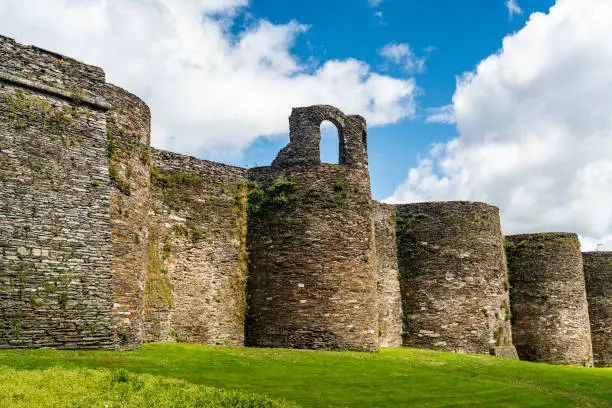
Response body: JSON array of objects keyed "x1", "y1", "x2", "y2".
[
  {"x1": 104, "y1": 84, "x2": 151, "y2": 349},
  {"x1": 397, "y1": 201, "x2": 516, "y2": 357},
  {"x1": 505, "y1": 233, "x2": 593, "y2": 366},
  {"x1": 246, "y1": 105, "x2": 378, "y2": 351},
  {"x1": 582, "y1": 251, "x2": 612, "y2": 367}
]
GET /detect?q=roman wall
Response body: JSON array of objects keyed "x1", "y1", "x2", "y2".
[
  {"x1": 245, "y1": 105, "x2": 379, "y2": 351},
  {"x1": 396, "y1": 202, "x2": 517, "y2": 357},
  {"x1": 144, "y1": 148, "x2": 248, "y2": 346},
  {"x1": 582, "y1": 252, "x2": 612, "y2": 367},
  {"x1": 374, "y1": 202, "x2": 403, "y2": 348},
  {"x1": 0, "y1": 36, "x2": 115, "y2": 348},
  {"x1": 1, "y1": 35, "x2": 609, "y2": 363},
  {"x1": 506, "y1": 233, "x2": 593, "y2": 366}
]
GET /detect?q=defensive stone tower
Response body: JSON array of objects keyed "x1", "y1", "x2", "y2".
[
  {"x1": 505, "y1": 233, "x2": 593, "y2": 366},
  {"x1": 582, "y1": 252, "x2": 612, "y2": 367},
  {"x1": 0, "y1": 36, "x2": 116, "y2": 348},
  {"x1": 0, "y1": 36, "x2": 150, "y2": 349},
  {"x1": 396, "y1": 202, "x2": 516, "y2": 357},
  {"x1": 246, "y1": 105, "x2": 378, "y2": 351},
  {"x1": 374, "y1": 202, "x2": 403, "y2": 348}
]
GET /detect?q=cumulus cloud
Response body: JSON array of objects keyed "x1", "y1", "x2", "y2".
[
  {"x1": 369, "y1": 0, "x2": 384, "y2": 7},
  {"x1": 387, "y1": 0, "x2": 612, "y2": 250},
  {"x1": 506, "y1": 0, "x2": 524, "y2": 19},
  {"x1": 425, "y1": 105, "x2": 456, "y2": 124},
  {"x1": 0, "y1": 0, "x2": 417, "y2": 159},
  {"x1": 379, "y1": 43, "x2": 427, "y2": 74}
]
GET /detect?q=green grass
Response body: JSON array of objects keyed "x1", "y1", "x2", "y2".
[
  {"x1": 0, "y1": 344, "x2": 610, "y2": 407},
  {"x1": 0, "y1": 366, "x2": 294, "y2": 408}
]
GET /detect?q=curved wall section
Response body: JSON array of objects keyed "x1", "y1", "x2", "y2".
[
  {"x1": 374, "y1": 202, "x2": 403, "y2": 348},
  {"x1": 506, "y1": 233, "x2": 593, "y2": 366},
  {"x1": 104, "y1": 83, "x2": 151, "y2": 349},
  {"x1": 145, "y1": 149, "x2": 248, "y2": 346},
  {"x1": 246, "y1": 105, "x2": 378, "y2": 351},
  {"x1": 397, "y1": 202, "x2": 515, "y2": 356},
  {"x1": 582, "y1": 252, "x2": 612, "y2": 367}
]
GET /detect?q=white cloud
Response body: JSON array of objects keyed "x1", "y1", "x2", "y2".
[
  {"x1": 379, "y1": 43, "x2": 427, "y2": 74},
  {"x1": 425, "y1": 105, "x2": 456, "y2": 124},
  {"x1": 0, "y1": 0, "x2": 417, "y2": 160},
  {"x1": 387, "y1": 0, "x2": 612, "y2": 251},
  {"x1": 369, "y1": 0, "x2": 384, "y2": 7},
  {"x1": 374, "y1": 11, "x2": 385, "y2": 25},
  {"x1": 506, "y1": 0, "x2": 524, "y2": 19}
]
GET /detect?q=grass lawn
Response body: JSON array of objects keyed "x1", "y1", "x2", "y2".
[{"x1": 0, "y1": 344, "x2": 610, "y2": 407}]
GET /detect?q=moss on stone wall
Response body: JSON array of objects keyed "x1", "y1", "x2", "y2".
[
  {"x1": 144, "y1": 226, "x2": 173, "y2": 309},
  {"x1": 5, "y1": 88, "x2": 76, "y2": 130},
  {"x1": 232, "y1": 181, "x2": 249, "y2": 322},
  {"x1": 106, "y1": 123, "x2": 151, "y2": 197},
  {"x1": 4, "y1": 88, "x2": 90, "y2": 150},
  {"x1": 150, "y1": 167, "x2": 203, "y2": 188}
]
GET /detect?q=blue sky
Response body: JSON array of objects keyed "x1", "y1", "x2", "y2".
[{"x1": 238, "y1": 0, "x2": 555, "y2": 199}]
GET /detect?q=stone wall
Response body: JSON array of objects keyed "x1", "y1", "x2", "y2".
[
  {"x1": 397, "y1": 202, "x2": 516, "y2": 357},
  {"x1": 246, "y1": 105, "x2": 378, "y2": 351},
  {"x1": 0, "y1": 36, "x2": 115, "y2": 348},
  {"x1": 373, "y1": 202, "x2": 402, "y2": 348},
  {"x1": 506, "y1": 233, "x2": 593, "y2": 366},
  {"x1": 145, "y1": 148, "x2": 248, "y2": 346},
  {"x1": 105, "y1": 84, "x2": 151, "y2": 349},
  {"x1": 0, "y1": 36, "x2": 108, "y2": 106},
  {"x1": 582, "y1": 252, "x2": 612, "y2": 367}
]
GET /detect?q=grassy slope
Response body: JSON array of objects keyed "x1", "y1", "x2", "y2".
[
  {"x1": 0, "y1": 366, "x2": 297, "y2": 408},
  {"x1": 0, "y1": 344, "x2": 610, "y2": 407}
]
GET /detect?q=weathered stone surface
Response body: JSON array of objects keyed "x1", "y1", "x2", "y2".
[
  {"x1": 397, "y1": 202, "x2": 516, "y2": 357},
  {"x1": 374, "y1": 202, "x2": 402, "y2": 348},
  {"x1": 582, "y1": 252, "x2": 612, "y2": 367},
  {"x1": 506, "y1": 233, "x2": 593, "y2": 366},
  {"x1": 246, "y1": 105, "x2": 378, "y2": 351},
  {"x1": 272, "y1": 105, "x2": 368, "y2": 172},
  {"x1": 0, "y1": 37, "x2": 114, "y2": 349},
  {"x1": 0, "y1": 35, "x2": 107, "y2": 106},
  {"x1": 144, "y1": 149, "x2": 248, "y2": 346},
  {"x1": 105, "y1": 83, "x2": 151, "y2": 349}
]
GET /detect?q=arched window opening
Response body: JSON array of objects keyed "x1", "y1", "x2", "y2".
[{"x1": 320, "y1": 120, "x2": 342, "y2": 164}]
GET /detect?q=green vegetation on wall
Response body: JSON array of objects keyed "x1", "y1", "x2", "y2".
[
  {"x1": 144, "y1": 226, "x2": 173, "y2": 309},
  {"x1": 5, "y1": 88, "x2": 76, "y2": 130},
  {"x1": 4, "y1": 87, "x2": 86, "y2": 147},
  {"x1": 106, "y1": 123, "x2": 148, "y2": 196},
  {"x1": 150, "y1": 167, "x2": 203, "y2": 188},
  {"x1": 233, "y1": 181, "x2": 249, "y2": 321}
]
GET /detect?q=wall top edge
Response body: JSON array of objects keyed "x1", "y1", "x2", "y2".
[{"x1": 0, "y1": 71, "x2": 110, "y2": 110}]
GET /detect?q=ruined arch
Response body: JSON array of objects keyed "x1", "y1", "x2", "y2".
[{"x1": 272, "y1": 105, "x2": 351, "y2": 168}]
